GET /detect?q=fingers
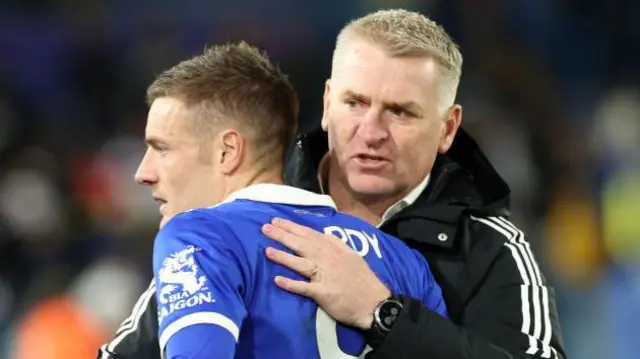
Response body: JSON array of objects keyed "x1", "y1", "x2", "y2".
[
  {"x1": 270, "y1": 218, "x2": 319, "y2": 239},
  {"x1": 265, "y1": 247, "x2": 317, "y2": 278},
  {"x1": 267, "y1": 246, "x2": 319, "y2": 299},
  {"x1": 262, "y1": 223, "x2": 308, "y2": 255},
  {"x1": 274, "y1": 276, "x2": 315, "y2": 298}
]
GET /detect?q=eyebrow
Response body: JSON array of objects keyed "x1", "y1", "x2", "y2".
[
  {"x1": 342, "y1": 90, "x2": 369, "y2": 103},
  {"x1": 145, "y1": 137, "x2": 169, "y2": 148},
  {"x1": 342, "y1": 90, "x2": 423, "y2": 115}
]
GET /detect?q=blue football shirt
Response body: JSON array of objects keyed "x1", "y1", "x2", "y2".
[{"x1": 153, "y1": 184, "x2": 447, "y2": 359}]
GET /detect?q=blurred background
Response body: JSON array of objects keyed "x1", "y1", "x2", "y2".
[{"x1": 0, "y1": 0, "x2": 638, "y2": 358}]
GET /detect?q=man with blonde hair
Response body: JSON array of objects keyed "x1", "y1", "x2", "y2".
[{"x1": 265, "y1": 9, "x2": 566, "y2": 359}]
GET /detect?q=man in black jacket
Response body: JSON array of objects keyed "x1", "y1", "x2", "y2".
[
  {"x1": 97, "y1": 9, "x2": 565, "y2": 359},
  {"x1": 267, "y1": 127, "x2": 565, "y2": 359},
  {"x1": 260, "y1": 9, "x2": 565, "y2": 359}
]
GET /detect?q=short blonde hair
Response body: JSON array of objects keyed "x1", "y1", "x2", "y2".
[
  {"x1": 147, "y1": 41, "x2": 299, "y2": 167},
  {"x1": 334, "y1": 9, "x2": 463, "y2": 105}
]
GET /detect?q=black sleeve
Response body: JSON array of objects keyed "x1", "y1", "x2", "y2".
[
  {"x1": 368, "y1": 222, "x2": 566, "y2": 359},
  {"x1": 96, "y1": 280, "x2": 161, "y2": 359}
]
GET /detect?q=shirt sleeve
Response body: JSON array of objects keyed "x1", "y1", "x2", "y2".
[{"x1": 153, "y1": 211, "x2": 251, "y2": 359}]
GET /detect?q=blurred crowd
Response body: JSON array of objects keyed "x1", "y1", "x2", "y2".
[{"x1": 0, "y1": 0, "x2": 638, "y2": 358}]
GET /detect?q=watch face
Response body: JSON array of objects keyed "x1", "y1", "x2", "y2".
[{"x1": 378, "y1": 300, "x2": 402, "y2": 331}]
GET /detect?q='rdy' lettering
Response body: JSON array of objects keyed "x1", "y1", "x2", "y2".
[{"x1": 323, "y1": 226, "x2": 383, "y2": 259}]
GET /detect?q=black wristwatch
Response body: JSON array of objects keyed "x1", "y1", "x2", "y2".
[{"x1": 364, "y1": 296, "x2": 404, "y2": 349}]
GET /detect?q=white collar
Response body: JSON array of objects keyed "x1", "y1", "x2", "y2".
[
  {"x1": 222, "y1": 183, "x2": 337, "y2": 209},
  {"x1": 379, "y1": 173, "x2": 430, "y2": 225},
  {"x1": 401, "y1": 172, "x2": 430, "y2": 207}
]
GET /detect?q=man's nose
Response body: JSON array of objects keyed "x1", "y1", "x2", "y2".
[
  {"x1": 356, "y1": 111, "x2": 389, "y2": 146},
  {"x1": 134, "y1": 150, "x2": 158, "y2": 185}
]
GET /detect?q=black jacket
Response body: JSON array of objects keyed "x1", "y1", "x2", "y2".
[
  {"x1": 285, "y1": 127, "x2": 566, "y2": 359},
  {"x1": 97, "y1": 128, "x2": 565, "y2": 359}
]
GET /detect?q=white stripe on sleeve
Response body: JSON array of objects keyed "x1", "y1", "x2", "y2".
[
  {"x1": 470, "y1": 216, "x2": 557, "y2": 359},
  {"x1": 159, "y1": 311, "x2": 240, "y2": 351}
]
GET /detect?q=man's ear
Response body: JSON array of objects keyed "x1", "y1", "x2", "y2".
[
  {"x1": 217, "y1": 129, "x2": 245, "y2": 175},
  {"x1": 321, "y1": 79, "x2": 331, "y2": 132},
  {"x1": 439, "y1": 104, "x2": 462, "y2": 153}
]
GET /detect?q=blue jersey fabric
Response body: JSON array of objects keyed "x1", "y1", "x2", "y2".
[{"x1": 153, "y1": 184, "x2": 448, "y2": 359}]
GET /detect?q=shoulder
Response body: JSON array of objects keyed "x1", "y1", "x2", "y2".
[
  {"x1": 161, "y1": 200, "x2": 270, "y2": 235},
  {"x1": 466, "y1": 215, "x2": 529, "y2": 244},
  {"x1": 156, "y1": 206, "x2": 253, "y2": 256},
  {"x1": 462, "y1": 215, "x2": 534, "y2": 265},
  {"x1": 160, "y1": 208, "x2": 229, "y2": 239},
  {"x1": 464, "y1": 215, "x2": 545, "y2": 283},
  {"x1": 153, "y1": 208, "x2": 258, "y2": 285}
]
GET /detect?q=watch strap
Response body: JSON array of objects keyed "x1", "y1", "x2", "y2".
[{"x1": 364, "y1": 296, "x2": 403, "y2": 350}]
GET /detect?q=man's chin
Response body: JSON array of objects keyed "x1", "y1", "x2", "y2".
[{"x1": 348, "y1": 176, "x2": 397, "y2": 198}]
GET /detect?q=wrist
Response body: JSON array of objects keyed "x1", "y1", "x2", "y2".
[
  {"x1": 364, "y1": 295, "x2": 404, "y2": 350},
  {"x1": 356, "y1": 287, "x2": 391, "y2": 330}
]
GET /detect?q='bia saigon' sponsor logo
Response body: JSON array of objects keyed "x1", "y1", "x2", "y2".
[{"x1": 157, "y1": 245, "x2": 215, "y2": 323}]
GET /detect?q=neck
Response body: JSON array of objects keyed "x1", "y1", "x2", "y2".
[
  {"x1": 222, "y1": 166, "x2": 284, "y2": 201},
  {"x1": 327, "y1": 158, "x2": 403, "y2": 226}
]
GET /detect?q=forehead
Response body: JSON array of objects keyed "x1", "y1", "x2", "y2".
[
  {"x1": 146, "y1": 97, "x2": 192, "y2": 141},
  {"x1": 332, "y1": 41, "x2": 440, "y2": 104}
]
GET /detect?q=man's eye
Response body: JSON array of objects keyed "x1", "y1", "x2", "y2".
[
  {"x1": 345, "y1": 99, "x2": 362, "y2": 108},
  {"x1": 153, "y1": 145, "x2": 169, "y2": 153},
  {"x1": 390, "y1": 108, "x2": 413, "y2": 118}
]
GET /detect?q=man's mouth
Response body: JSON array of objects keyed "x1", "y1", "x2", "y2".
[
  {"x1": 357, "y1": 154, "x2": 386, "y2": 161},
  {"x1": 352, "y1": 154, "x2": 390, "y2": 169},
  {"x1": 153, "y1": 197, "x2": 167, "y2": 213}
]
